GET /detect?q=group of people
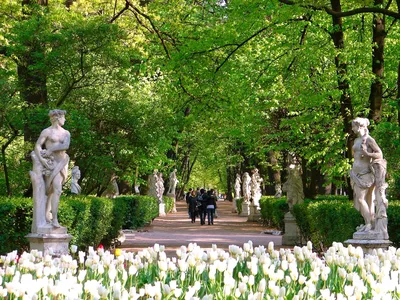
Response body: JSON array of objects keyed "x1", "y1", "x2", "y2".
[{"x1": 185, "y1": 188, "x2": 218, "y2": 225}]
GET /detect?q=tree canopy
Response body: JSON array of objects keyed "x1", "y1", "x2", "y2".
[{"x1": 1, "y1": 0, "x2": 400, "y2": 199}]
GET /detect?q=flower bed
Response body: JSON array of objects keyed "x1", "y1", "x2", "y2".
[{"x1": 1, "y1": 241, "x2": 399, "y2": 299}]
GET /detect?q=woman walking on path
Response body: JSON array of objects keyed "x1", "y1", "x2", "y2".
[
  {"x1": 188, "y1": 190, "x2": 198, "y2": 223},
  {"x1": 206, "y1": 189, "x2": 217, "y2": 225}
]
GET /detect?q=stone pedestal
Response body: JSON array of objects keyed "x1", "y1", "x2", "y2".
[
  {"x1": 282, "y1": 212, "x2": 300, "y2": 246},
  {"x1": 344, "y1": 231, "x2": 392, "y2": 255},
  {"x1": 159, "y1": 203, "x2": 166, "y2": 216},
  {"x1": 167, "y1": 193, "x2": 177, "y2": 213},
  {"x1": 239, "y1": 202, "x2": 250, "y2": 217},
  {"x1": 248, "y1": 204, "x2": 261, "y2": 222},
  {"x1": 26, "y1": 225, "x2": 72, "y2": 256}
]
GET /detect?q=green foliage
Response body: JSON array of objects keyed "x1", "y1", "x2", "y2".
[
  {"x1": 117, "y1": 195, "x2": 159, "y2": 230},
  {"x1": 163, "y1": 196, "x2": 175, "y2": 214},
  {"x1": 0, "y1": 197, "x2": 31, "y2": 254},
  {"x1": 387, "y1": 201, "x2": 400, "y2": 247},
  {"x1": 259, "y1": 196, "x2": 288, "y2": 230},
  {"x1": 236, "y1": 198, "x2": 243, "y2": 215},
  {"x1": 0, "y1": 194, "x2": 168, "y2": 254}
]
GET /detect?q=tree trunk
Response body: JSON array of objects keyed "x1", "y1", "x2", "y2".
[
  {"x1": 226, "y1": 166, "x2": 233, "y2": 201},
  {"x1": 368, "y1": 0, "x2": 385, "y2": 124},
  {"x1": 398, "y1": 62, "x2": 400, "y2": 127},
  {"x1": 1, "y1": 131, "x2": 18, "y2": 196},
  {"x1": 330, "y1": 0, "x2": 354, "y2": 199}
]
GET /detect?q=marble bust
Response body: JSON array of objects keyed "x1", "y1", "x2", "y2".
[{"x1": 70, "y1": 166, "x2": 81, "y2": 195}]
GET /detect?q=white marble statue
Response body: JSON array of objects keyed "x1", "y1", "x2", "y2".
[
  {"x1": 147, "y1": 169, "x2": 158, "y2": 198},
  {"x1": 274, "y1": 184, "x2": 282, "y2": 198},
  {"x1": 242, "y1": 172, "x2": 251, "y2": 204},
  {"x1": 350, "y1": 117, "x2": 388, "y2": 239},
  {"x1": 234, "y1": 173, "x2": 241, "y2": 199},
  {"x1": 167, "y1": 169, "x2": 179, "y2": 195},
  {"x1": 156, "y1": 172, "x2": 165, "y2": 203},
  {"x1": 111, "y1": 177, "x2": 119, "y2": 198},
  {"x1": 250, "y1": 168, "x2": 263, "y2": 207},
  {"x1": 282, "y1": 153, "x2": 304, "y2": 211},
  {"x1": 70, "y1": 166, "x2": 81, "y2": 195},
  {"x1": 30, "y1": 109, "x2": 70, "y2": 230}
]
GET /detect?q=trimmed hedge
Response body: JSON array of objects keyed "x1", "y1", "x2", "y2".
[
  {"x1": 0, "y1": 197, "x2": 32, "y2": 254},
  {"x1": 259, "y1": 196, "x2": 288, "y2": 230},
  {"x1": 0, "y1": 194, "x2": 173, "y2": 254},
  {"x1": 292, "y1": 197, "x2": 400, "y2": 250}
]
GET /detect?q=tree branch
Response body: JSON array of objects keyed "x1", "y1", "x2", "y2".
[
  {"x1": 215, "y1": 26, "x2": 269, "y2": 73},
  {"x1": 109, "y1": 0, "x2": 130, "y2": 23},
  {"x1": 324, "y1": 6, "x2": 400, "y2": 19},
  {"x1": 126, "y1": 0, "x2": 171, "y2": 59}
]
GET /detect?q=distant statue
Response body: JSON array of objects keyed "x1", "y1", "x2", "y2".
[
  {"x1": 30, "y1": 109, "x2": 70, "y2": 230},
  {"x1": 232, "y1": 173, "x2": 242, "y2": 213},
  {"x1": 242, "y1": 172, "x2": 251, "y2": 204},
  {"x1": 350, "y1": 117, "x2": 388, "y2": 239},
  {"x1": 234, "y1": 174, "x2": 241, "y2": 199},
  {"x1": 156, "y1": 173, "x2": 165, "y2": 203},
  {"x1": 274, "y1": 184, "x2": 282, "y2": 198},
  {"x1": 282, "y1": 153, "x2": 304, "y2": 210},
  {"x1": 111, "y1": 176, "x2": 119, "y2": 198},
  {"x1": 250, "y1": 168, "x2": 263, "y2": 207},
  {"x1": 147, "y1": 169, "x2": 158, "y2": 198},
  {"x1": 167, "y1": 169, "x2": 179, "y2": 195},
  {"x1": 70, "y1": 166, "x2": 81, "y2": 195}
]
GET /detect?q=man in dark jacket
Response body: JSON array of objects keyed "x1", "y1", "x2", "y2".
[{"x1": 198, "y1": 188, "x2": 208, "y2": 225}]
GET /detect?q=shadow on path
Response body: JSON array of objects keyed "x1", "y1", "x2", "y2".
[{"x1": 120, "y1": 199, "x2": 283, "y2": 256}]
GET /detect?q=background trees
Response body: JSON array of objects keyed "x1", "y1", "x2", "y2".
[{"x1": 1, "y1": 0, "x2": 400, "y2": 199}]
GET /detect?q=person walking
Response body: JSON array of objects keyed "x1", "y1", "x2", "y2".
[
  {"x1": 198, "y1": 188, "x2": 208, "y2": 225},
  {"x1": 185, "y1": 188, "x2": 193, "y2": 218},
  {"x1": 206, "y1": 189, "x2": 217, "y2": 225},
  {"x1": 188, "y1": 190, "x2": 198, "y2": 223}
]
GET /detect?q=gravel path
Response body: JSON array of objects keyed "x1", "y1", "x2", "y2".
[{"x1": 120, "y1": 199, "x2": 284, "y2": 256}]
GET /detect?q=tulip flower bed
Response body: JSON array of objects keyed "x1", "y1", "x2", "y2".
[{"x1": 1, "y1": 241, "x2": 400, "y2": 299}]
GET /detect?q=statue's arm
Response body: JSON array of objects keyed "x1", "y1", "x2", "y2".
[
  {"x1": 364, "y1": 137, "x2": 383, "y2": 160},
  {"x1": 34, "y1": 129, "x2": 49, "y2": 166}
]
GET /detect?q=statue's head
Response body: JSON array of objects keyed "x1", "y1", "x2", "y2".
[
  {"x1": 49, "y1": 109, "x2": 67, "y2": 124},
  {"x1": 352, "y1": 117, "x2": 369, "y2": 136}
]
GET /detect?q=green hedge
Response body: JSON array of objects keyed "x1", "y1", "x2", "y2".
[
  {"x1": 0, "y1": 197, "x2": 32, "y2": 254},
  {"x1": 0, "y1": 194, "x2": 171, "y2": 254},
  {"x1": 236, "y1": 198, "x2": 243, "y2": 214},
  {"x1": 292, "y1": 198, "x2": 400, "y2": 250},
  {"x1": 259, "y1": 196, "x2": 289, "y2": 230}
]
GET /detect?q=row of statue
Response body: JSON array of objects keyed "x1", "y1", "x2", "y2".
[
  {"x1": 234, "y1": 168, "x2": 264, "y2": 207},
  {"x1": 29, "y1": 110, "x2": 389, "y2": 241},
  {"x1": 147, "y1": 169, "x2": 179, "y2": 203}
]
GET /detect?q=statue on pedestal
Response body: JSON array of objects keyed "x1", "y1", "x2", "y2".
[
  {"x1": 70, "y1": 166, "x2": 81, "y2": 195},
  {"x1": 156, "y1": 172, "x2": 165, "y2": 203},
  {"x1": 167, "y1": 169, "x2": 179, "y2": 195},
  {"x1": 282, "y1": 153, "x2": 304, "y2": 211},
  {"x1": 147, "y1": 169, "x2": 158, "y2": 198},
  {"x1": 250, "y1": 168, "x2": 263, "y2": 207},
  {"x1": 350, "y1": 117, "x2": 388, "y2": 239},
  {"x1": 31, "y1": 109, "x2": 70, "y2": 229},
  {"x1": 242, "y1": 172, "x2": 251, "y2": 204},
  {"x1": 234, "y1": 174, "x2": 241, "y2": 199}
]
